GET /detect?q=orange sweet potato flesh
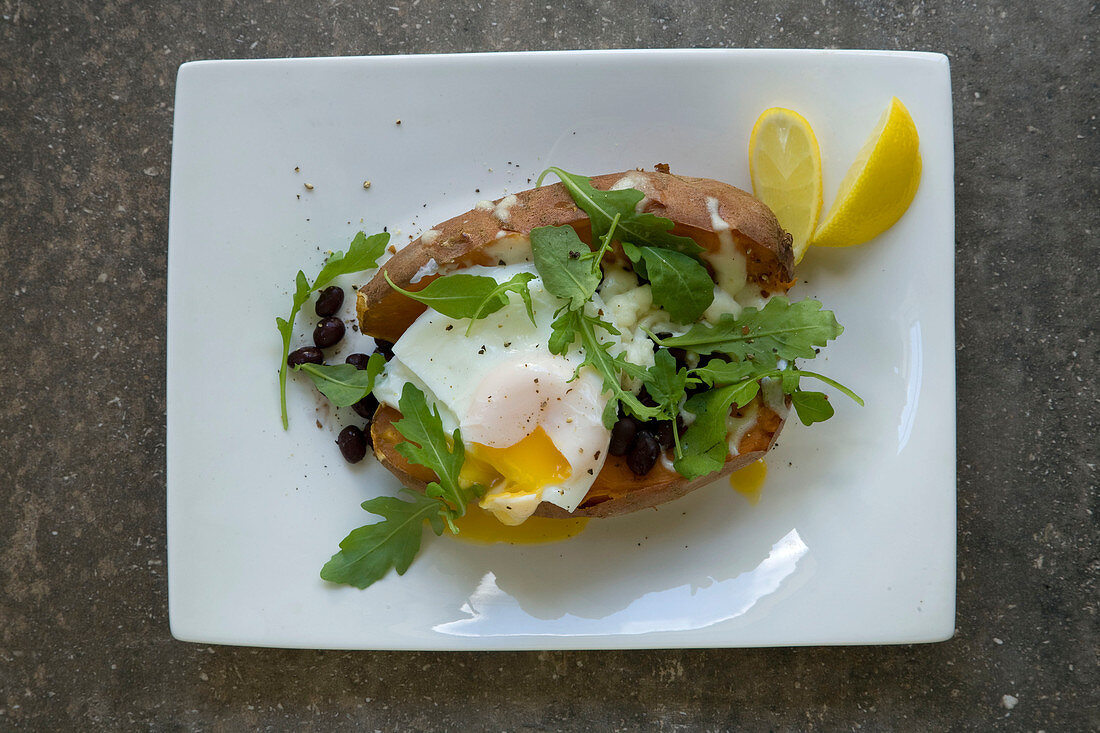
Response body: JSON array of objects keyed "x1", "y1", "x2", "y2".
[{"x1": 359, "y1": 169, "x2": 794, "y2": 519}]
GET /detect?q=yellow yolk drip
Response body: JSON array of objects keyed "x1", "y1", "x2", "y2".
[
  {"x1": 448, "y1": 505, "x2": 589, "y2": 544},
  {"x1": 730, "y1": 460, "x2": 768, "y2": 505}
]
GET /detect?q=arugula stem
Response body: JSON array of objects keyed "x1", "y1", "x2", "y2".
[
  {"x1": 795, "y1": 370, "x2": 865, "y2": 406},
  {"x1": 279, "y1": 363, "x2": 289, "y2": 429},
  {"x1": 575, "y1": 315, "x2": 657, "y2": 420},
  {"x1": 583, "y1": 212, "x2": 620, "y2": 276}
]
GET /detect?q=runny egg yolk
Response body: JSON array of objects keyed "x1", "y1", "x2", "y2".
[
  {"x1": 451, "y1": 427, "x2": 590, "y2": 542},
  {"x1": 458, "y1": 426, "x2": 573, "y2": 526},
  {"x1": 469, "y1": 426, "x2": 571, "y2": 490}
]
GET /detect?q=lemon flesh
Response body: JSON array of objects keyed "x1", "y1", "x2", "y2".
[
  {"x1": 812, "y1": 97, "x2": 922, "y2": 248},
  {"x1": 749, "y1": 107, "x2": 822, "y2": 264}
]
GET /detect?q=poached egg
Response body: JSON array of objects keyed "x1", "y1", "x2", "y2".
[{"x1": 373, "y1": 264, "x2": 614, "y2": 525}]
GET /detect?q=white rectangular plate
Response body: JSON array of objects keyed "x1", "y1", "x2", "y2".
[{"x1": 167, "y1": 49, "x2": 955, "y2": 650}]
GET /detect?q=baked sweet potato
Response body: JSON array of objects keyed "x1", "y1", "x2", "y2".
[{"x1": 359, "y1": 169, "x2": 794, "y2": 518}]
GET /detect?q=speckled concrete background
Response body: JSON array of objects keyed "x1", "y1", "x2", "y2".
[{"x1": 1, "y1": 1, "x2": 1096, "y2": 730}]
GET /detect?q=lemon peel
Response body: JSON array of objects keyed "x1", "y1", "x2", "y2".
[
  {"x1": 812, "y1": 97, "x2": 922, "y2": 248},
  {"x1": 749, "y1": 107, "x2": 823, "y2": 264}
]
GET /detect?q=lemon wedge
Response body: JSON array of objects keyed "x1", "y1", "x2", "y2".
[
  {"x1": 749, "y1": 107, "x2": 823, "y2": 264},
  {"x1": 812, "y1": 97, "x2": 922, "y2": 248}
]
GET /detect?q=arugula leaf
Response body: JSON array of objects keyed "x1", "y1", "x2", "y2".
[
  {"x1": 549, "y1": 309, "x2": 661, "y2": 427},
  {"x1": 386, "y1": 273, "x2": 507, "y2": 317},
  {"x1": 639, "y1": 349, "x2": 691, "y2": 455},
  {"x1": 321, "y1": 383, "x2": 487, "y2": 589},
  {"x1": 392, "y1": 382, "x2": 480, "y2": 517},
  {"x1": 673, "y1": 386, "x2": 742, "y2": 480},
  {"x1": 530, "y1": 226, "x2": 600, "y2": 310},
  {"x1": 728, "y1": 379, "x2": 762, "y2": 408},
  {"x1": 469, "y1": 272, "x2": 537, "y2": 331},
  {"x1": 385, "y1": 271, "x2": 536, "y2": 334},
  {"x1": 643, "y1": 349, "x2": 688, "y2": 420},
  {"x1": 277, "y1": 231, "x2": 389, "y2": 428},
  {"x1": 537, "y1": 167, "x2": 702, "y2": 257},
  {"x1": 293, "y1": 355, "x2": 385, "y2": 406},
  {"x1": 634, "y1": 246, "x2": 714, "y2": 323},
  {"x1": 319, "y1": 491, "x2": 445, "y2": 588},
  {"x1": 656, "y1": 298, "x2": 844, "y2": 365},
  {"x1": 791, "y1": 391, "x2": 834, "y2": 425},
  {"x1": 314, "y1": 232, "x2": 391, "y2": 292},
  {"x1": 692, "y1": 358, "x2": 763, "y2": 387}
]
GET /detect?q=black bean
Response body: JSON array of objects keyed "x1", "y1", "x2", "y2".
[
  {"x1": 626, "y1": 431, "x2": 660, "y2": 476},
  {"x1": 652, "y1": 420, "x2": 675, "y2": 451},
  {"x1": 287, "y1": 346, "x2": 323, "y2": 367},
  {"x1": 336, "y1": 425, "x2": 368, "y2": 463},
  {"x1": 655, "y1": 334, "x2": 691, "y2": 367},
  {"x1": 352, "y1": 393, "x2": 379, "y2": 420},
  {"x1": 669, "y1": 347, "x2": 690, "y2": 366},
  {"x1": 608, "y1": 415, "x2": 639, "y2": 456},
  {"x1": 314, "y1": 286, "x2": 345, "y2": 317},
  {"x1": 313, "y1": 317, "x2": 345, "y2": 348},
  {"x1": 373, "y1": 338, "x2": 395, "y2": 360},
  {"x1": 344, "y1": 352, "x2": 372, "y2": 370}
]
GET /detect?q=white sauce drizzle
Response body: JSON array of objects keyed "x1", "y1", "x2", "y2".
[
  {"x1": 410, "y1": 257, "x2": 439, "y2": 284},
  {"x1": 492, "y1": 194, "x2": 519, "y2": 224},
  {"x1": 611, "y1": 173, "x2": 652, "y2": 212},
  {"x1": 726, "y1": 402, "x2": 760, "y2": 457},
  {"x1": 761, "y1": 376, "x2": 789, "y2": 418},
  {"x1": 420, "y1": 228, "x2": 441, "y2": 246},
  {"x1": 703, "y1": 196, "x2": 750, "y2": 302}
]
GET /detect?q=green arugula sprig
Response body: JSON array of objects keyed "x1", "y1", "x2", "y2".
[
  {"x1": 530, "y1": 212, "x2": 666, "y2": 427},
  {"x1": 277, "y1": 231, "x2": 389, "y2": 428},
  {"x1": 663, "y1": 298, "x2": 864, "y2": 480},
  {"x1": 673, "y1": 363, "x2": 862, "y2": 480},
  {"x1": 320, "y1": 383, "x2": 485, "y2": 588},
  {"x1": 623, "y1": 242, "x2": 715, "y2": 324},
  {"x1": 537, "y1": 167, "x2": 714, "y2": 323},
  {"x1": 549, "y1": 309, "x2": 662, "y2": 428},
  {"x1": 652, "y1": 298, "x2": 844, "y2": 365},
  {"x1": 530, "y1": 222, "x2": 603, "y2": 310},
  {"x1": 385, "y1": 271, "x2": 536, "y2": 335},
  {"x1": 537, "y1": 167, "x2": 702, "y2": 257},
  {"x1": 293, "y1": 354, "x2": 386, "y2": 406},
  {"x1": 643, "y1": 349, "x2": 690, "y2": 454}
]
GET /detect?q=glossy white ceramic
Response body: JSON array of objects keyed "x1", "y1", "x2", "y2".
[{"x1": 167, "y1": 49, "x2": 955, "y2": 649}]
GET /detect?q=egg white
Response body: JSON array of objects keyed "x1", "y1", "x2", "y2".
[{"x1": 373, "y1": 264, "x2": 614, "y2": 524}]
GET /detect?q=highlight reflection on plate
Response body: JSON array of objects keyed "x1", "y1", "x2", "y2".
[{"x1": 435, "y1": 529, "x2": 809, "y2": 637}]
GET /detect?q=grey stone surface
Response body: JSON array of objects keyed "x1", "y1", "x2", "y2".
[{"x1": 0, "y1": 0, "x2": 1096, "y2": 730}]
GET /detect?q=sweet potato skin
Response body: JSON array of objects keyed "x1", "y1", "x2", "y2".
[
  {"x1": 360, "y1": 169, "x2": 793, "y2": 519},
  {"x1": 358, "y1": 170, "x2": 794, "y2": 343}
]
